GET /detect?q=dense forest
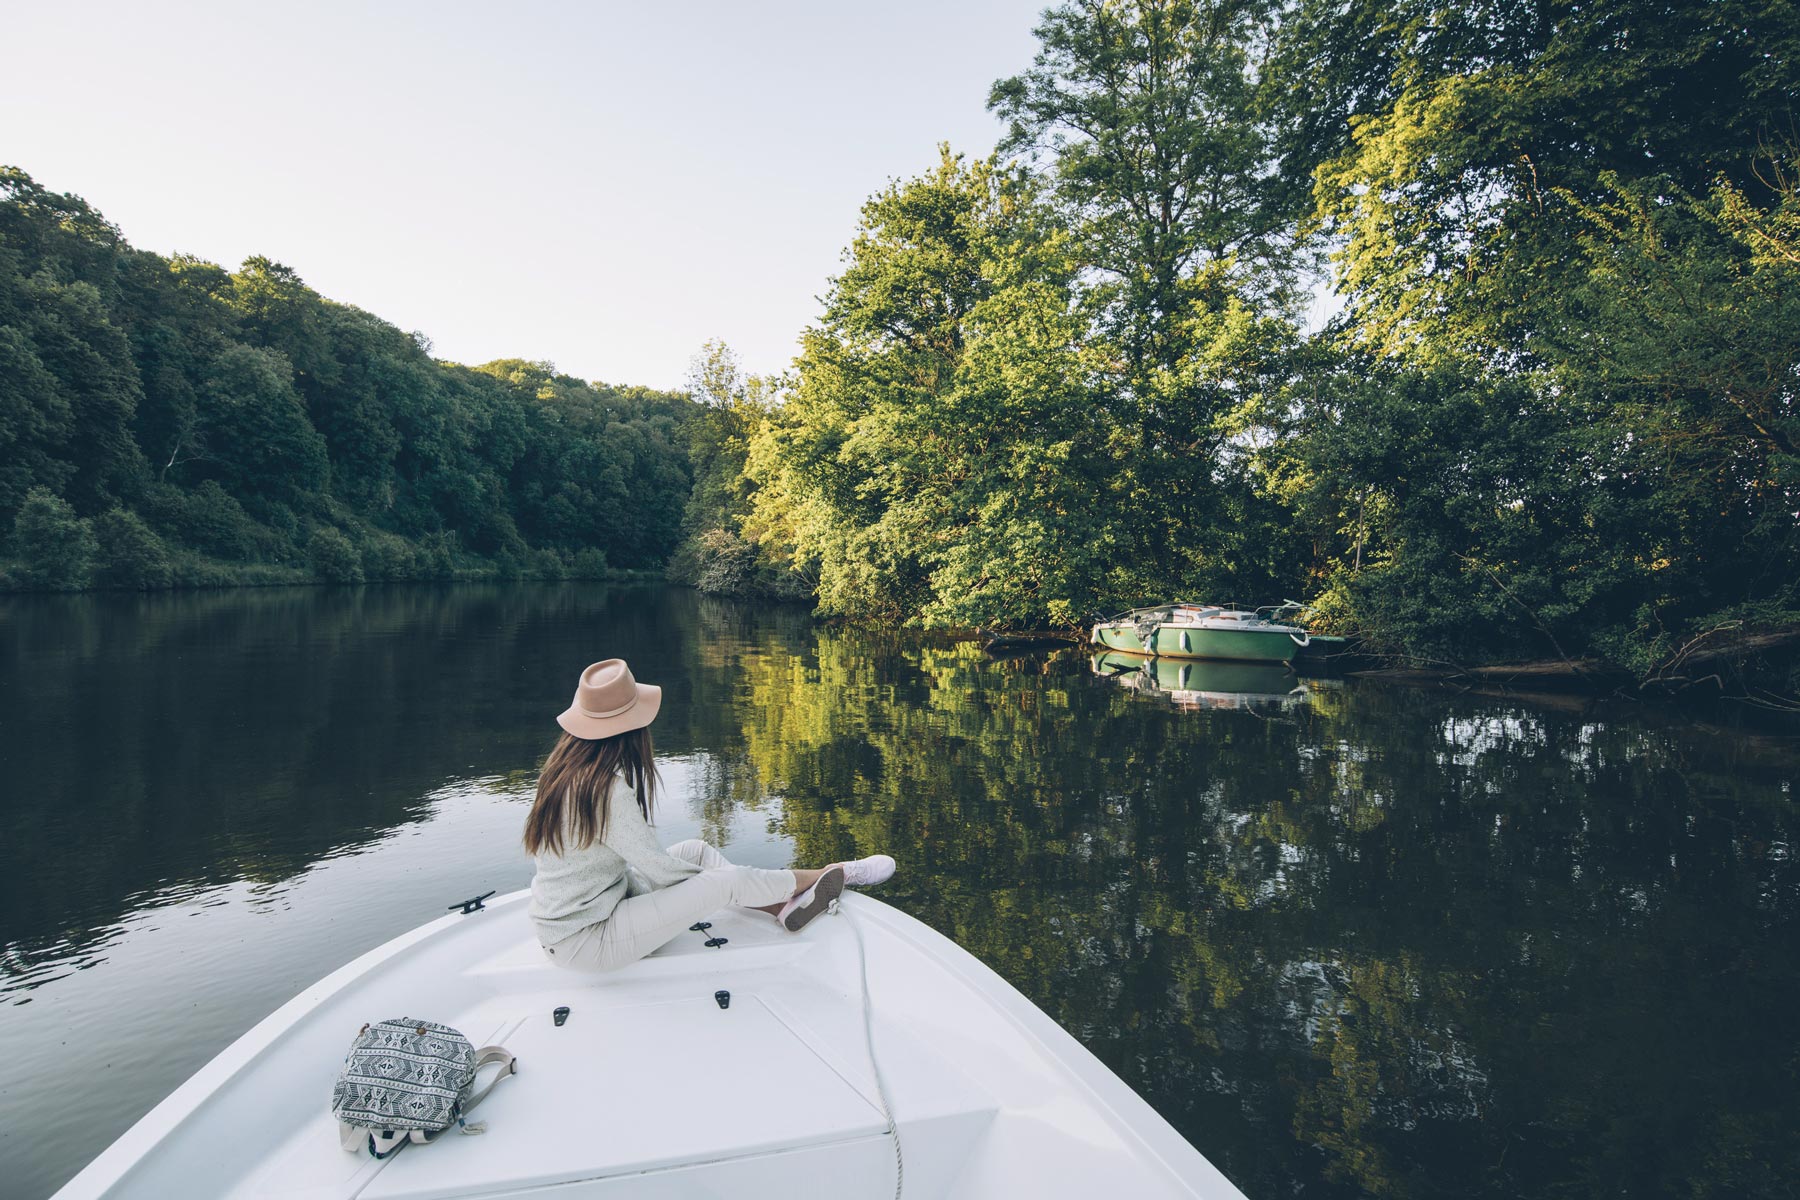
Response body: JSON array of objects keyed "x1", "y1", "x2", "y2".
[
  {"x1": 0, "y1": 166, "x2": 696, "y2": 589},
  {"x1": 681, "y1": 0, "x2": 1800, "y2": 684},
  {"x1": 6, "y1": 0, "x2": 1798, "y2": 683}
]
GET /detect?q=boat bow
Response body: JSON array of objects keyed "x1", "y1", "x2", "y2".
[{"x1": 55, "y1": 889, "x2": 1245, "y2": 1199}]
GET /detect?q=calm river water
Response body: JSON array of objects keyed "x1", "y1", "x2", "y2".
[{"x1": 2, "y1": 583, "x2": 1796, "y2": 1198}]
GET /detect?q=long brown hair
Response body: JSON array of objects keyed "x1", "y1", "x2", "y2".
[{"x1": 522, "y1": 727, "x2": 658, "y2": 856}]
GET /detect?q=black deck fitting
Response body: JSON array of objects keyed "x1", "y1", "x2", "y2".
[{"x1": 448, "y1": 890, "x2": 496, "y2": 915}]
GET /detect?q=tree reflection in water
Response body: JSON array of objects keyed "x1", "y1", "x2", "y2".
[
  {"x1": 2, "y1": 585, "x2": 1795, "y2": 1198},
  {"x1": 691, "y1": 615, "x2": 1800, "y2": 1199}
]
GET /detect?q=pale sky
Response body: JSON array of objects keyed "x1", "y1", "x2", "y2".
[{"x1": 5, "y1": 1, "x2": 1047, "y2": 390}]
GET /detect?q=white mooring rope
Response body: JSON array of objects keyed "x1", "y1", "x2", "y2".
[{"x1": 828, "y1": 897, "x2": 903, "y2": 1200}]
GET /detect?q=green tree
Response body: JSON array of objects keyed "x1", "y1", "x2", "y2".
[
  {"x1": 227, "y1": 257, "x2": 340, "y2": 395},
  {"x1": 1264, "y1": 0, "x2": 1800, "y2": 669},
  {"x1": 749, "y1": 152, "x2": 1156, "y2": 626},
  {"x1": 681, "y1": 341, "x2": 760, "y2": 534},
  {"x1": 0, "y1": 320, "x2": 75, "y2": 513},
  {"x1": 990, "y1": 0, "x2": 1311, "y2": 604},
  {"x1": 746, "y1": 151, "x2": 1014, "y2": 620},
  {"x1": 306, "y1": 527, "x2": 364, "y2": 584},
  {"x1": 12, "y1": 486, "x2": 97, "y2": 588},
  {"x1": 672, "y1": 339, "x2": 793, "y2": 595},
  {"x1": 197, "y1": 343, "x2": 329, "y2": 502},
  {"x1": 0, "y1": 177, "x2": 147, "y2": 515},
  {"x1": 0, "y1": 166, "x2": 697, "y2": 594},
  {"x1": 1287, "y1": 0, "x2": 1800, "y2": 361},
  {"x1": 93, "y1": 507, "x2": 172, "y2": 589},
  {"x1": 993, "y1": 0, "x2": 1307, "y2": 348}
]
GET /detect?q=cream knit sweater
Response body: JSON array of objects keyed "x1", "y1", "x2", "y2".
[{"x1": 528, "y1": 779, "x2": 701, "y2": 945}]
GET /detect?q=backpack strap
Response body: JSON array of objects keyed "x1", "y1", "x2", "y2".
[
  {"x1": 464, "y1": 1046, "x2": 518, "y2": 1117},
  {"x1": 340, "y1": 1123, "x2": 410, "y2": 1158},
  {"x1": 409, "y1": 1045, "x2": 518, "y2": 1143}
]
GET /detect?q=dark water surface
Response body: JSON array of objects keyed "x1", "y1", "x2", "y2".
[{"x1": 3, "y1": 584, "x2": 1796, "y2": 1198}]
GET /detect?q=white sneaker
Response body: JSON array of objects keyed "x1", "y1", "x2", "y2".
[
  {"x1": 832, "y1": 854, "x2": 895, "y2": 888},
  {"x1": 777, "y1": 866, "x2": 845, "y2": 933}
]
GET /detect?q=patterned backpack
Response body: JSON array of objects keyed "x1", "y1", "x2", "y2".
[{"x1": 332, "y1": 1017, "x2": 517, "y2": 1158}]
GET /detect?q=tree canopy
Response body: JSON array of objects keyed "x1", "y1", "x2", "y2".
[
  {"x1": 715, "y1": 0, "x2": 1799, "y2": 685},
  {"x1": 8, "y1": 0, "x2": 1797, "y2": 684},
  {"x1": 0, "y1": 167, "x2": 695, "y2": 589}
]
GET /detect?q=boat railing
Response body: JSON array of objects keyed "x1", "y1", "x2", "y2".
[
  {"x1": 1098, "y1": 601, "x2": 1218, "y2": 623},
  {"x1": 1100, "y1": 604, "x2": 1315, "y2": 627}
]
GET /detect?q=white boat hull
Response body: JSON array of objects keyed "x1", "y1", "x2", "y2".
[{"x1": 53, "y1": 890, "x2": 1245, "y2": 1199}]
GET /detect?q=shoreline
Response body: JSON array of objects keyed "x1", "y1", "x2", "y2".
[
  {"x1": 9, "y1": 577, "x2": 1795, "y2": 716},
  {"x1": 0, "y1": 567, "x2": 673, "y2": 596},
  {"x1": 1342, "y1": 628, "x2": 1800, "y2": 705}
]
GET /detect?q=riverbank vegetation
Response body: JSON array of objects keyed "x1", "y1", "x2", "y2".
[
  {"x1": 5, "y1": 0, "x2": 1796, "y2": 688},
  {"x1": 690, "y1": 0, "x2": 1800, "y2": 688},
  {"x1": 0, "y1": 167, "x2": 694, "y2": 591}
]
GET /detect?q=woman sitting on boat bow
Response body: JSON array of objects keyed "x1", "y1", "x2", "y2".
[{"x1": 524, "y1": 659, "x2": 895, "y2": 971}]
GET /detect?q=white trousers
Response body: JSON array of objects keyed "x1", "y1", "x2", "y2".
[{"x1": 544, "y1": 840, "x2": 797, "y2": 972}]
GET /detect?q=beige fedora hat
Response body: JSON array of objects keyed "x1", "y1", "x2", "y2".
[{"x1": 557, "y1": 659, "x2": 662, "y2": 740}]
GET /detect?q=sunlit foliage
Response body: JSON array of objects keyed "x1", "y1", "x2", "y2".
[{"x1": 729, "y1": 0, "x2": 1797, "y2": 682}]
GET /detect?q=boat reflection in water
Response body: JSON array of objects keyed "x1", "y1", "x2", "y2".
[{"x1": 1091, "y1": 650, "x2": 1310, "y2": 711}]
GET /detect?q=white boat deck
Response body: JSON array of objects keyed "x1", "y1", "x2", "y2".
[{"x1": 57, "y1": 892, "x2": 1245, "y2": 1200}]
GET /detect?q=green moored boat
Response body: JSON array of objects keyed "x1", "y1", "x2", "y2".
[{"x1": 1090, "y1": 602, "x2": 1312, "y2": 664}]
